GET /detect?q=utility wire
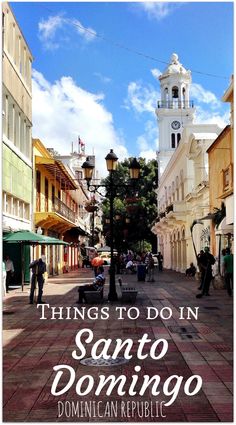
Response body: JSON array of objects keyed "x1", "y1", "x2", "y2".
[{"x1": 40, "y1": 4, "x2": 228, "y2": 80}]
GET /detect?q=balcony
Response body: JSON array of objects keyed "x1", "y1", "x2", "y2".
[
  {"x1": 157, "y1": 100, "x2": 194, "y2": 109},
  {"x1": 52, "y1": 197, "x2": 76, "y2": 223}
]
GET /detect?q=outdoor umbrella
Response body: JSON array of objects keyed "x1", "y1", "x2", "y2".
[
  {"x1": 38, "y1": 235, "x2": 69, "y2": 245},
  {"x1": 3, "y1": 230, "x2": 46, "y2": 243},
  {"x1": 91, "y1": 256, "x2": 104, "y2": 267},
  {"x1": 3, "y1": 231, "x2": 69, "y2": 290}
]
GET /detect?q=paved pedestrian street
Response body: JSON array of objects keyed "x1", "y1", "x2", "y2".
[{"x1": 3, "y1": 268, "x2": 233, "y2": 422}]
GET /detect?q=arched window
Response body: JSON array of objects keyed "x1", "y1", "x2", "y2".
[
  {"x1": 177, "y1": 133, "x2": 181, "y2": 145},
  {"x1": 180, "y1": 170, "x2": 184, "y2": 200},
  {"x1": 164, "y1": 87, "x2": 169, "y2": 102},
  {"x1": 171, "y1": 133, "x2": 175, "y2": 148},
  {"x1": 172, "y1": 182, "x2": 175, "y2": 201},
  {"x1": 172, "y1": 86, "x2": 179, "y2": 99},
  {"x1": 176, "y1": 176, "x2": 179, "y2": 201},
  {"x1": 182, "y1": 87, "x2": 186, "y2": 104}
]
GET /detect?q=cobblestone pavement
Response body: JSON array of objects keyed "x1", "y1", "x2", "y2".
[{"x1": 3, "y1": 267, "x2": 233, "y2": 422}]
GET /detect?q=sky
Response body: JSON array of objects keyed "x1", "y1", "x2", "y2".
[{"x1": 10, "y1": 1, "x2": 233, "y2": 175}]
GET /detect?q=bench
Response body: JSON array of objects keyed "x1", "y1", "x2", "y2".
[
  {"x1": 118, "y1": 278, "x2": 138, "y2": 303},
  {"x1": 121, "y1": 287, "x2": 138, "y2": 303},
  {"x1": 84, "y1": 287, "x2": 104, "y2": 304}
]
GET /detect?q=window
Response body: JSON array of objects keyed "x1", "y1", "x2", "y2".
[
  {"x1": 19, "y1": 36, "x2": 22, "y2": 74},
  {"x1": 171, "y1": 133, "x2": 175, "y2": 148},
  {"x1": 12, "y1": 23, "x2": 16, "y2": 62},
  {"x1": 19, "y1": 200, "x2": 23, "y2": 218},
  {"x1": 75, "y1": 170, "x2": 83, "y2": 180},
  {"x1": 164, "y1": 87, "x2": 169, "y2": 105},
  {"x1": 177, "y1": 133, "x2": 181, "y2": 145},
  {"x1": 2, "y1": 193, "x2": 6, "y2": 212},
  {"x1": 6, "y1": 194, "x2": 11, "y2": 213},
  {"x1": 45, "y1": 178, "x2": 49, "y2": 212},
  {"x1": 13, "y1": 197, "x2": 18, "y2": 216},
  {"x1": 36, "y1": 170, "x2": 41, "y2": 211},
  {"x1": 24, "y1": 203, "x2": 30, "y2": 220},
  {"x1": 2, "y1": 94, "x2": 6, "y2": 135},
  {"x1": 52, "y1": 185, "x2": 55, "y2": 205},
  {"x1": 2, "y1": 12, "x2": 5, "y2": 50},
  {"x1": 172, "y1": 86, "x2": 179, "y2": 99},
  {"x1": 223, "y1": 168, "x2": 230, "y2": 190}
]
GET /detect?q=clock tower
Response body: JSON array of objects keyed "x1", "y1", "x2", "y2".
[{"x1": 156, "y1": 53, "x2": 195, "y2": 177}]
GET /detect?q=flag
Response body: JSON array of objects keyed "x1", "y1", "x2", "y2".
[{"x1": 78, "y1": 136, "x2": 85, "y2": 153}]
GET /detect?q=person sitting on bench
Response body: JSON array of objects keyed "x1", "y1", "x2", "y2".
[
  {"x1": 186, "y1": 262, "x2": 196, "y2": 277},
  {"x1": 77, "y1": 266, "x2": 105, "y2": 303}
]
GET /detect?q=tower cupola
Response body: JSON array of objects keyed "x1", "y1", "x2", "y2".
[
  {"x1": 155, "y1": 53, "x2": 195, "y2": 176},
  {"x1": 158, "y1": 53, "x2": 193, "y2": 109}
]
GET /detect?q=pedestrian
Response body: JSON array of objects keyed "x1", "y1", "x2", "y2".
[
  {"x1": 157, "y1": 252, "x2": 163, "y2": 271},
  {"x1": 29, "y1": 255, "x2": 47, "y2": 304},
  {"x1": 2, "y1": 261, "x2": 7, "y2": 296},
  {"x1": 223, "y1": 247, "x2": 233, "y2": 296},
  {"x1": 147, "y1": 253, "x2": 155, "y2": 282},
  {"x1": 77, "y1": 266, "x2": 105, "y2": 303},
  {"x1": 186, "y1": 262, "x2": 196, "y2": 277},
  {"x1": 126, "y1": 259, "x2": 136, "y2": 274},
  {"x1": 196, "y1": 247, "x2": 215, "y2": 297},
  {"x1": 197, "y1": 250, "x2": 205, "y2": 290},
  {"x1": 220, "y1": 249, "x2": 226, "y2": 287},
  {"x1": 4, "y1": 255, "x2": 14, "y2": 293}
]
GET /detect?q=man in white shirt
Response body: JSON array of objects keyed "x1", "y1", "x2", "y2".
[{"x1": 4, "y1": 256, "x2": 14, "y2": 293}]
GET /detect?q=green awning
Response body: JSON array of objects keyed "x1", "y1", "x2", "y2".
[
  {"x1": 39, "y1": 235, "x2": 69, "y2": 245},
  {"x1": 3, "y1": 230, "x2": 45, "y2": 243},
  {"x1": 3, "y1": 231, "x2": 69, "y2": 245}
]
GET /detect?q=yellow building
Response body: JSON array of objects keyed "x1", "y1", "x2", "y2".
[
  {"x1": 33, "y1": 139, "x2": 79, "y2": 275},
  {"x1": 207, "y1": 76, "x2": 234, "y2": 259}
]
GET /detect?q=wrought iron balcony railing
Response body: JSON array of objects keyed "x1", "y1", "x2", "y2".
[
  {"x1": 157, "y1": 100, "x2": 194, "y2": 109},
  {"x1": 52, "y1": 197, "x2": 76, "y2": 223}
]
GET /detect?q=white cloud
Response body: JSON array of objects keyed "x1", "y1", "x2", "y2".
[
  {"x1": 94, "y1": 72, "x2": 112, "y2": 84},
  {"x1": 38, "y1": 14, "x2": 97, "y2": 50},
  {"x1": 71, "y1": 18, "x2": 97, "y2": 42},
  {"x1": 194, "y1": 105, "x2": 229, "y2": 128},
  {"x1": 191, "y1": 83, "x2": 220, "y2": 109},
  {"x1": 137, "y1": 120, "x2": 159, "y2": 160},
  {"x1": 124, "y1": 81, "x2": 159, "y2": 114},
  {"x1": 139, "y1": 2, "x2": 181, "y2": 21},
  {"x1": 139, "y1": 148, "x2": 157, "y2": 160},
  {"x1": 32, "y1": 69, "x2": 128, "y2": 176},
  {"x1": 151, "y1": 68, "x2": 162, "y2": 80},
  {"x1": 38, "y1": 15, "x2": 64, "y2": 50}
]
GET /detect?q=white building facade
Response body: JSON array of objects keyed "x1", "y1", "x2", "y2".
[{"x1": 152, "y1": 54, "x2": 222, "y2": 272}]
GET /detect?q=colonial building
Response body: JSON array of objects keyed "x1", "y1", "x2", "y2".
[
  {"x1": 33, "y1": 139, "x2": 81, "y2": 275},
  {"x1": 207, "y1": 76, "x2": 234, "y2": 263},
  {"x1": 2, "y1": 3, "x2": 33, "y2": 283},
  {"x1": 152, "y1": 54, "x2": 222, "y2": 272},
  {"x1": 51, "y1": 146, "x2": 104, "y2": 250}
]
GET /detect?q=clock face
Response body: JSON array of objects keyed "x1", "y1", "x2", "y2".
[{"x1": 171, "y1": 120, "x2": 181, "y2": 130}]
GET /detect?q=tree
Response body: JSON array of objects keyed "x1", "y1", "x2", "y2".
[{"x1": 101, "y1": 158, "x2": 158, "y2": 253}]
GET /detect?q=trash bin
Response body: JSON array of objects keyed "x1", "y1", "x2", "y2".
[{"x1": 137, "y1": 264, "x2": 146, "y2": 281}]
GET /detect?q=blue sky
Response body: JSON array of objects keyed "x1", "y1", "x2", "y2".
[{"x1": 10, "y1": 1, "x2": 233, "y2": 175}]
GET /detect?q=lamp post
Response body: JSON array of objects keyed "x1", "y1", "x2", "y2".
[{"x1": 82, "y1": 149, "x2": 140, "y2": 301}]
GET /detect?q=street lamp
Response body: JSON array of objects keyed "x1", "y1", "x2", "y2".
[{"x1": 81, "y1": 149, "x2": 140, "y2": 301}]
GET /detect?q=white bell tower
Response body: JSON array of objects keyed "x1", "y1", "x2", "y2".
[{"x1": 156, "y1": 53, "x2": 195, "y2": 177}]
